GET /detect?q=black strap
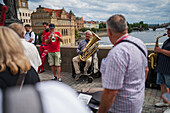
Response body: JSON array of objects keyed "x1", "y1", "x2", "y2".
[
  {"x1": 29, "y1": 31, "x2": 37, "y2": 45},
  {"x1": 29, "y1": 31, "x2": 32, "y2": 37},
  {"x1": 117, "y1": 40, "x2": 146, "y2": 57},
  {"x1": 16, "y1": 72, "x2": 26, "y2": 91}
]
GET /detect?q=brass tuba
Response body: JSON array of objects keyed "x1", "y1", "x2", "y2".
[
  {"x1": 79, "y1": 32, "x2": 101, "y2": 61},
  {"x1": 148, "y1": 33, "x2": 167, "y2": 69}
]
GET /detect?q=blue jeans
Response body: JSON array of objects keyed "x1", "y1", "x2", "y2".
[{"x1": 157, "y1": 73, "x2": 170, "y2": 88}]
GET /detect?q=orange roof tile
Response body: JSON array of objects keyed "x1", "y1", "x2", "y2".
[{"x1": 43, "y1": 8, "x2": 71, "y2": 20}]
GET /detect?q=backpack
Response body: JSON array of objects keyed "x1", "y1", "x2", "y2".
[{"x1": 29, "y1": 31, "x2": 38, "y2": 45}]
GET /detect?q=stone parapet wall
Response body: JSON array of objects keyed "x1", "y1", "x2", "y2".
[{"x1": 40, "y1": 46, "x2": 154, "y2": 73}]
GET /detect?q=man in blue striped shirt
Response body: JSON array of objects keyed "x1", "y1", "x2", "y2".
[
  {"x1": 98, "y1": 14, "x2": 148, "y2": 113},
  {"x1": 154, "y1": 25, "x2": 170, "y2": 113}
]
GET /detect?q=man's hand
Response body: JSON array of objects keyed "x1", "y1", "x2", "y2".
[
  {"x1": 98, "y1": 89, "x2": 118, "y2": 113},
  {"x1": 49, "y1": 34, "x2": 53, "y2": 39},
  {"x1": 154, "y1": 46, "x2": 162, "y2": 53},
  {"x1": 41, "y1": 35, "x2": 45, "y2": 41},
  {"x1": 54, "y1": 34, "x2": 59, "y2": 38},
  {"x1": 79, "y1": 51, "x2": 83, "y2": 55},
  {"x1": 154, "y1": 47, "x2": 170, "y2": 57}
]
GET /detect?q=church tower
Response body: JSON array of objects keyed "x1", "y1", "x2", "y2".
[
  {"x1": 17, "y1": 0, "x2": 28, "y2": 9},
  {"x1": 16, "y1": 0, "x2": 33, "y2": 26}
]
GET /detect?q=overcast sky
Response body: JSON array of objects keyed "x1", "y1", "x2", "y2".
[{"x1": 0, "y1": 0, "x2": 170, "y2": 24}]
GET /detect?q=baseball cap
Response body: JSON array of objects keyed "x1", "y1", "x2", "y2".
[{"x1": 49, "y1": 24, "x2": 55, "y2": 28}]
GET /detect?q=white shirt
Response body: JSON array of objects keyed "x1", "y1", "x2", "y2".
[
  {"x1": 24, "y1": 31, "x2": 35, "y2": 44},
  {"x1": 20, "y1": 39, "x2": 41, "y2": 71}
]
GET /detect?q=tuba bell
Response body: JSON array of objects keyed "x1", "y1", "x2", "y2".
[
  {"x1": 148, "y1": 33, "x2": 167, "y2": 69},
  {"x1": 79, "y1": 32, "x2": 101, "y2": 61}
]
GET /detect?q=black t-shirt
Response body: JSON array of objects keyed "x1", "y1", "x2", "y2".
[
  {"x1": 155, "y1": 38, "x2": 170, "y2": 74},
  {"x1": 0, "y1": 66, "x2": 40, "y2": 90}
]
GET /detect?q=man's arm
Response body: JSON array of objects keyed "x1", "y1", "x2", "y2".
[
  {"x1": 98, "y1": 89, "x2": 118, "y2": 113},
  {"x1": 28, "y1": 38, "x2": 33, "y2": 42},
  {"x1": 41, "y1": 35, "x2": 45, "y2": 42},
  {"x1": 28, "y1": 32, "x2": 35, "y2": 43},
  {"x1": 77, "y1": 41, "x2": 82, "y2": 54},
  {"x1": 145, "y1": 66, "x2": 149, "y2": 82},
  {"x1": 45, "y1": 38, "x2": 51, "y2": 44},
  {"x1": 54, "y1": 34, "x2": 63, "y2": 43},
  {"x1": 45, "y1": 34, "x2": 53, "y2": 44},
  {"x1": 155, "y1": 47, "x2": 170, "y2": 57}
]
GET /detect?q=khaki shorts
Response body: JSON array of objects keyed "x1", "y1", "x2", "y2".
[{"x1": 48, "y1": 52, "x2": 61, "y2": 66}]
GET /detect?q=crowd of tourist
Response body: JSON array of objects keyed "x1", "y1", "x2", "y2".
[{"x1": 0, "y1": 14, "x2": 169, "y2": 113}]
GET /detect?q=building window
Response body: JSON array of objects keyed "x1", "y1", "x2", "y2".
[
  {"x1": 66, "y1": 29, "x2": 68, "y2": 35},
  {"x1": 19, "y1": 13, "x2": 21, "y2": 17},
  {"x1": 22, "y1": 2, "x2": 25, "y2": 7},
  {"x1": 23, "y1": 13, "x2": 24, "y2": 16},
  {"x1": 61, "y1": 29, "x2": 63, "y2": 36},
  {"x1": 64, "y1": 29, "x2": 65, "y2": 35}
]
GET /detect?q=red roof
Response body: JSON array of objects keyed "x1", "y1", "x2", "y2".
[
  {"x1": 43, "y1": 8, "x2": 71, "y2": 20},
  {"x1": 84, "y1": 21, "x2": 96, "y2": 24}
]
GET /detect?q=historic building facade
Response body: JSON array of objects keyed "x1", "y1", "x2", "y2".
[
  {"x1": 31, "y1": 5, "x2": 76, "y2": 45},
  {"x1": 16, "y1": 0, "x2": 33, "y2": 26},
  {"x1": 84, "y1": 21, "x2": 99, "y2": 29},
  {"x1": 75, "y1": 17, "x2": 84, "y2": 30}
]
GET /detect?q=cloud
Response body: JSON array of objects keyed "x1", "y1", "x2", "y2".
[{"x1": 27, "y1": 0, "x2": 170, "y2": 24}]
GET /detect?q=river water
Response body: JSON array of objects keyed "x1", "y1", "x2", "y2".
[{"x1": 99, "y1": 28, "x2": 168, "y2": 48}]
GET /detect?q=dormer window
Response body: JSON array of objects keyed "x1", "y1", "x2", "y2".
[{"x1": 22, "y1": 2, "x2": 25, "y2": 7}]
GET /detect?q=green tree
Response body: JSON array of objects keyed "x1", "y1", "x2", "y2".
[
  {"x1": 37, "y1": 32, "x2": 43, "y2": 45},
  {"x1": 99, "y1": 23, "x2": 106, "y2": 29},
  {"x1": 127, "y1": 22, "x2": 133, "y2": 33},
  {"x1": 75, "y1": 28, "x2": 79, "y2": 39},
  {"x1": 91, "y1": 28, "x2": 99, "y2": 33},
  {"x1": 139, "y1": 21, "x2": 144, "y2": 25},
  {"x1": 79, "y1": 27, "x2": 90, "y2": 32}
]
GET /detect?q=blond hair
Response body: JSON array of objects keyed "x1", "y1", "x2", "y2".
[
  {"x1": 0, "y1": 26, "x2": 30, "y2": 75},
  {"x1": 9, "y1": 23, "x2": 25, "y2": 38}
]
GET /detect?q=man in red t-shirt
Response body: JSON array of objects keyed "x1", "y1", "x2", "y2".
[
  {"x1": 38, "y1": 22, "x2": 49, "y2": 73},
  {"x1": 45, "y1": 24, "x2": 63, "y2": 82}
]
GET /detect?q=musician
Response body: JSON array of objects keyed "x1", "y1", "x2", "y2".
[
  {"x1": 38, "y1": 22, "x2": 49, "y2": 73},
  {"x1": 72, "y1": 30, "x2": 99, "y2": 81},
  {"x1": 98, "y1": 14, "x2": 148, "y2": 113},
  {"x1": 45, "y1": 24, "x2": 63, "y2": 82},
  {"x1": 154, "y1": 25, "x2": 170, "y2": 112}
]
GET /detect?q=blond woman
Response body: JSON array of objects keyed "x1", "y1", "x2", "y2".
[{"x1": 0, "y1": 26, "x2": 40, "y2": 89}]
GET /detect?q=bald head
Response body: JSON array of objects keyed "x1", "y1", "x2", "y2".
[
  {"x1": 107, "y1": 14, "x2": 127, "y2": 34},
  {"x1": 9, "y1": 23, "x2": 25, "y2": 38}
]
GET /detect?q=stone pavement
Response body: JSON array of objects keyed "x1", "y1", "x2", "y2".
[{"x1": 39, "y1": 70, "x2": 169, "y2": 113}]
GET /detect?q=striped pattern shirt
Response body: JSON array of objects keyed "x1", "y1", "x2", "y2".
[
  {"x1": 155, "y1": 38, "x2": 170, "y2": 74},
  {"x1": 100, "y1": 34, "x2": 148, "y2": 113},
  {"x1": 77, "y1": 39, "x2": 89, "y2": 53}
]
